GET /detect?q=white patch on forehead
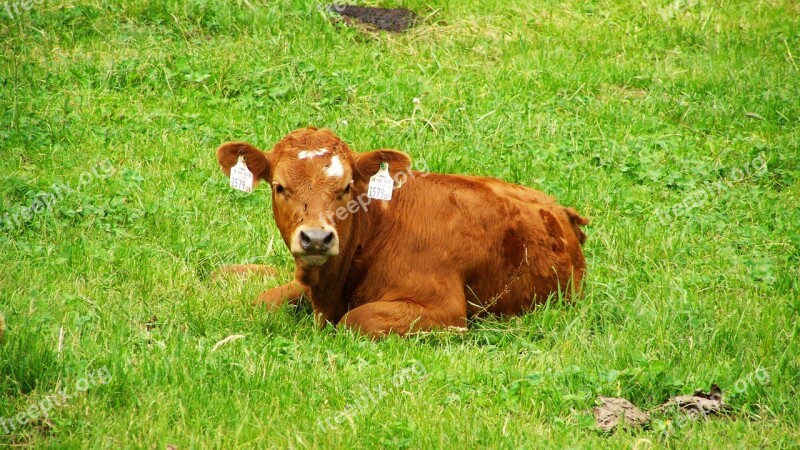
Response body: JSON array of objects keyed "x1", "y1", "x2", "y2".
[
  {"x1": 298, "y1": 148, "x2": 329, "y2": 159},
  {"x1": 325, "y1": 155, "x2": 344, "y2": 178}
]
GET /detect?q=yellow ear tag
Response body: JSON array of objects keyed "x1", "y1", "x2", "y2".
[
  {"x1": 367, "y1": 162, "x2": 393, "y2": 201},
  {"x1": 230, "y1": 156, "x2": 254, "y2": 193}
]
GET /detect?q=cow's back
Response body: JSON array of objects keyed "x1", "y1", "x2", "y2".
[{"x1": 347, "y1": 172, "x2": 587, "y2": 317}]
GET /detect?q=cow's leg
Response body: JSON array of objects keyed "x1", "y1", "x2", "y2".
[
  {"x1": 254, "y1": 280, "x2": 307, "y2": 309},
  {"x1": 338, "y1": 300, "x2": 467, "y2": 339}
]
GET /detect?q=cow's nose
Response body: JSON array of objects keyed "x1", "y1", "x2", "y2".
[{"x1": 299, "y1": 229, "x2": 336, "y2": 253}]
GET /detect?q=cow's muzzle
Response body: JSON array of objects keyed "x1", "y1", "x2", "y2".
[{"x1": 291, "y1": 225, "x2": 339, "y2": 266}]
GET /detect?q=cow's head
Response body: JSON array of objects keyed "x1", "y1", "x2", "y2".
[{"x1": 217, "y1": 127, "x2": 411, "y2": 267}]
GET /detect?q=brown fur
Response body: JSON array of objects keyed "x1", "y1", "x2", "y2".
[
  {"x1": 254, "y1": 280, "x2": 307, "y2": 310},
  {"x1": 216, "y1": 128, "x2": 589, "y2": 338}
]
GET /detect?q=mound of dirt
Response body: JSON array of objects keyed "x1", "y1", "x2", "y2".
[
  {"x1": 594, "y1": 385, "x2": 732, "y2": 433},
  {"x1": 657, "y1": 384, "x2": 729, "y2": 417},
  {"x1": 327, "y1": 5, "x2": 417, "y2": 32},
  {"x1": 594, "y1": 396, "x2": 651, "y2": 431}
]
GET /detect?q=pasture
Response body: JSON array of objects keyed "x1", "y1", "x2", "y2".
[{"x1": 1, "y1": 0, "x2": 798, "y2": 447}]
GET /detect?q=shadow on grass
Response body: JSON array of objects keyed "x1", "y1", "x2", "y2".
[{"x1": 0, "y1": 321, "x2": 62, "y2": 399}]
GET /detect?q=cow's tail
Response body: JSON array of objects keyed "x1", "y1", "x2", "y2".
[{"x1": 564, "y1": 207, "x2": 589, "y2": 245}]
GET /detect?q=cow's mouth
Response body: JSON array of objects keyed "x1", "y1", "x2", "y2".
[{"x1": 296, "y1": 251, "x2": 334, "y2": 266}]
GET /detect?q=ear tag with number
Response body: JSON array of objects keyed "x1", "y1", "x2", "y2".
[
  {"x1": 367, "y1": 162, "x2": 394, "y2": 201},
  {"x1": 230, "y1": 156, "x2": 254, "y2": 193}
]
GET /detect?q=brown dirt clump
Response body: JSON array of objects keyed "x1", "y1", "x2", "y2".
[
  {"x1": 594, "y1": 396, "x2": 651, "y2": 431},
  {"x1": 657, "y1": 384, "x2": 730, "y2": 417}
]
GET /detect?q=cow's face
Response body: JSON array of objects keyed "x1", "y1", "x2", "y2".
[{"x1": 217, "y1": 128, "x2": 411, "y2": 267}]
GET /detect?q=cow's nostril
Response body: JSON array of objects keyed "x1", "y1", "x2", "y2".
[
  {"x1": 299, "y1": 231, "x2": 311, "y2": 249},
  {"x1": 323, "y1": 232, "x2": 334, "y2": 246}
]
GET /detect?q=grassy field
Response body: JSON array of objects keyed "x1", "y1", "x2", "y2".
[{"x1": 1, "y1": 0, "x2": 799, "y2": 447}]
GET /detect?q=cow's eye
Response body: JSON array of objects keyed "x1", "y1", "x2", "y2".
[
  {"x1": 336, "y1": 184, "x2": 351, "y2": 200},
  {"x1": 274, "y1": 184, "x2": 285, "y2": 195}
]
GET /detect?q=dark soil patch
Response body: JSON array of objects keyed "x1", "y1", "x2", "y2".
[{"x1": 327, "y1": 5, "x2": 417, "y2": 32}]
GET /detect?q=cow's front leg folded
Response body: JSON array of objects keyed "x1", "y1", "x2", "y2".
[
  {"x1": 254, "y1": 280, "x2": 307, "y2": 310},
  {"x1": 338, "y1": 299, "x2": 467, "y2": 339}
]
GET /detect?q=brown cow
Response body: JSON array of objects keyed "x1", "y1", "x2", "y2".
[{"x1": 216, "y1": 127, "x2": 588, "y2": 338}]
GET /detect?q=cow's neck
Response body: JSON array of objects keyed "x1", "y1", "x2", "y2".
[
  {"x1": 296, "y1": 253, "x2": 352, "y2": 324},
  {"x1": 296, "y1": 207, "x2": 377, "y2": 324}
]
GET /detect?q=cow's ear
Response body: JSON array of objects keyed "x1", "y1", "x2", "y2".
[
  {"x1": 216, "y1": 142, "x2": 272, "y2": 184},
  {"x1": 354, "y1": 149, "x2": 412, "y2": 183}
]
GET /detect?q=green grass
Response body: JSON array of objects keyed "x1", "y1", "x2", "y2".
[{"x1": 1, "y1": 0, "x2": 799, "y2": 447}]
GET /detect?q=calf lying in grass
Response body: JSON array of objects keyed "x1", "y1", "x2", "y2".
[{"x1": 216, "y1": 127, "x2": 588, "y2": 338}]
